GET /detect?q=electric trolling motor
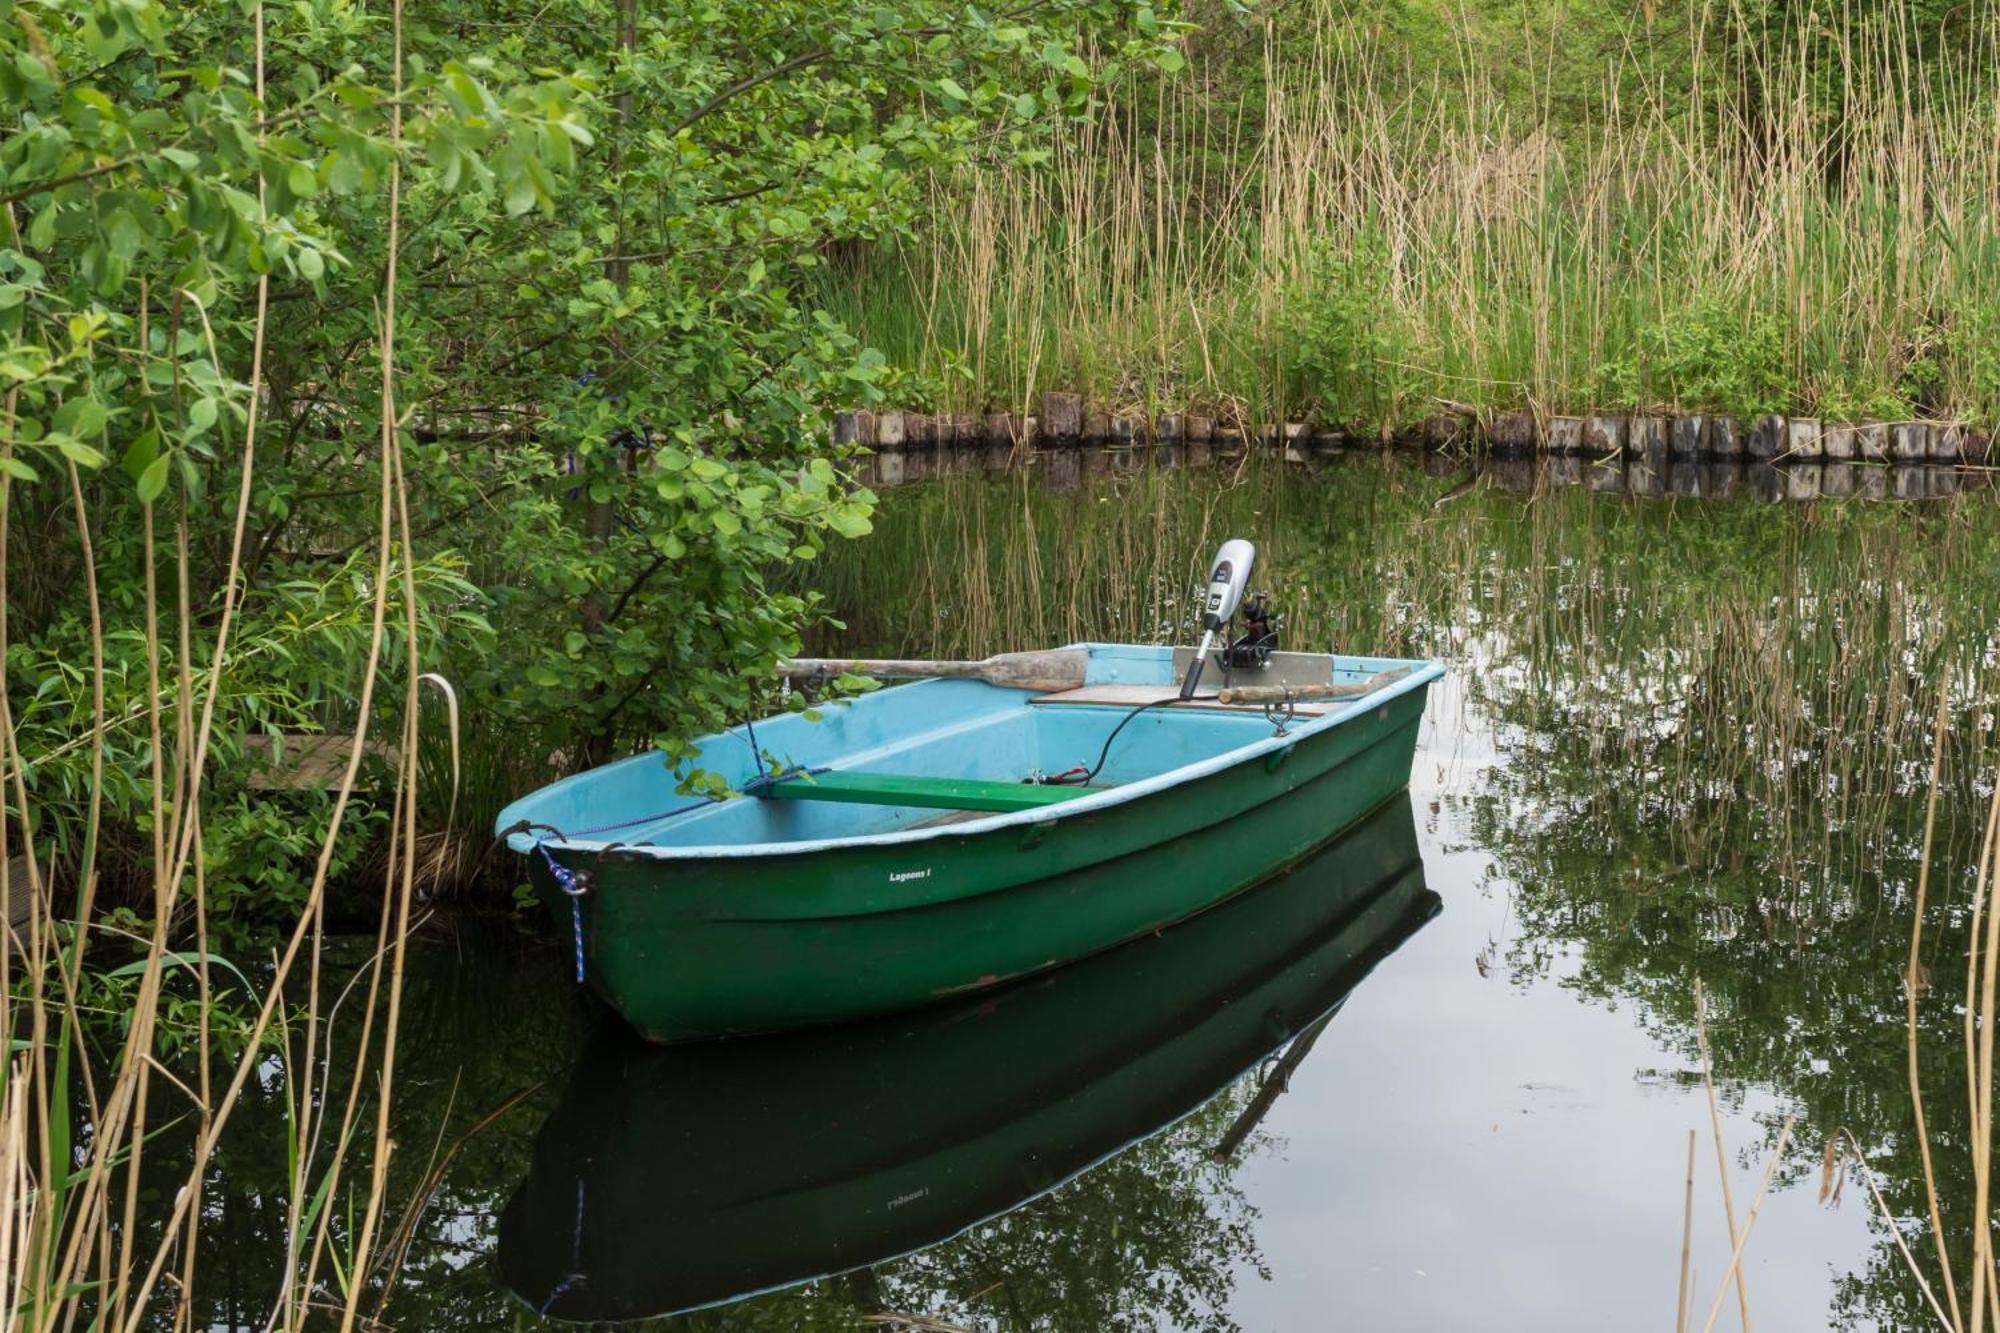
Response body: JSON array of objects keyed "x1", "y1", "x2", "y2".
[
  {"x1": 1180, "y1": 538, "x2": 1258, "y2": 699},
  {"x1": 1224, "y1": 592, "x2": 1281, "y2": 669}
]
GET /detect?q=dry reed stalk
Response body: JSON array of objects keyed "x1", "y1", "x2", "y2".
[
  {"x1": 1698, "y1": 1116, "x2": 1795, "y2": 1333},
  {"x1": 1909, "y1": 681, "x2": 1965, "y2": 1328},
  {"x1": 1838, "y1": 1129, "x2": 1959, "y2": 1331},
  {"x1": 338, "y1": 59, "x2": 424, "y2": 1310},
  {"x1": 1679, "y1": 1128, "x2": 1697, "y2": 1333},
  {"x1": 1694, "y1": 980, "x2": 1754, "y2": 1331},
  {"x1": 1971, "y1": 761, "x2": 2000, "y2": 1333},
  {"x1": 291, "y1": 8, "x2": 414, "y2": 1328}
]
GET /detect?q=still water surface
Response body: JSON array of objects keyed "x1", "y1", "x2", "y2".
[{"x1": 218, "y1": 455, "x2": 2000, "y2": 1329}]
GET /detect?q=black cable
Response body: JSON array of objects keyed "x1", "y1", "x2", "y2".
[{"x1": 1066, "y1": 691, "x2": 1219, "y2": 786}]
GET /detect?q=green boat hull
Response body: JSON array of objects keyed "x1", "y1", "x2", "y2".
[
  {"x1": 499, "y1": 798, "x2": 1438, "y2": 1321},
  {"x1": 529, "y1": 683, "x2": 1430, "y2": 1042}
]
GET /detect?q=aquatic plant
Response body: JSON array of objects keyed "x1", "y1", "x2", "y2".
[{"x1": 824, "y1": 0, "x2": 2000, "y2": 429}]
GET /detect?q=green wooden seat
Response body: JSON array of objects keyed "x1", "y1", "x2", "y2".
[{"x1": 757, "y1": 771, "x2": 1091, "y2": 813}]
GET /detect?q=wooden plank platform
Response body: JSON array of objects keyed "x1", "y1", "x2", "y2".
[
  {"x1": 758, "y1": 771, "x2": 1091, "y2": 813},
  {"x1": 242, "y1": 732, "x2": 400, "y2": 790},
  {"x1": 1029, "y1": 685, "x2": 1329, "y2": 716}
]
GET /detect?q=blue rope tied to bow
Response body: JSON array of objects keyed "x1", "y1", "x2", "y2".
[{"x1": 536, "y1": 842, "x2": 589, "y2": 983}]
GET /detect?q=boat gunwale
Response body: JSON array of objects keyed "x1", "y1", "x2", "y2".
[{"x1": 503, "y1": 651, "x2": 1445, "y2": 862}]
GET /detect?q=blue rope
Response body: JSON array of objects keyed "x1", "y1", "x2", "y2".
[
  {"x1": 524, "y1": 713, "x2": 827, "y2": 990},
  {"x1": 538, "y1": 1178, "x2": 588, "y2": 1314},
  {"x1": 536, "y1": 842, "x2": 589, "y2": 984}
]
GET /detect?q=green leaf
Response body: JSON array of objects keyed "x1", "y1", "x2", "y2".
[
  {"x1": 938, "y1": 77, "x2": 968, "y2": 102},
  {"x1": 296, "y1": 247, "x2": 324, "y2": 281},
  {"x1": 287, "y1": 162, "x2": 320, "y2": 197},
  {"x1": 103, "y1": 208, "x2": 143, "y2": 260},
  {"x1": 136, "y1": 455, "x2": 171, "y2": 503},
  {"x1": 0, "y1": 456, "x2": 37, "y2": 484},
  {"x1": 104, "y1": 951, "x2": 260, "y2": 1003},
  {"x1": 122, "y1": 427, "x2": 160, "y2": 482},
  {"x1": 54, "y1": 398, "x2": 109, "y2": 438},
  {"x1": 504, "y1": 170, "x2": 537, "y2": 216},
  {"x1": 827, "y1": 502, "x2": 874, "y2": 539},
  {"x1": 27, "y1": 205, "x2": 57, "y2": 249},
  {"x1": 54, "y1": 437, "x2": 107, "y2": 469},
  {"x1": 186, "y1": 396, "x2": 219, "y2": 436}
]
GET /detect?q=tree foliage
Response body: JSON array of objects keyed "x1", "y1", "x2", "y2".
[{"x1": 1, "y1": 0, "x2": 1191, "y2": 910}]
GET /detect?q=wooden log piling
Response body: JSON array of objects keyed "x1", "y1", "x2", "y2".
[{"x1": 835, "y1": 397, "x2": 1994, "y2": 507}]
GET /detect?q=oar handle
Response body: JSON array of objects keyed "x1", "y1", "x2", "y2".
[
  {"x1": 779, "y1": 649, "x2": 1087, "y2": 693},
  {"x1": 1216, "y1": 666, "x2": 1413, "y2": 705}
]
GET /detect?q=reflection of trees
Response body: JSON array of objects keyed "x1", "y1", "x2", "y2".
[
  {"x1": 1425, "y1": 493, "x2": 2000, "y2": 1328},
  {"x1": 134, "y1": 929, "x2": 591, "y2": 1330},
  {"x1": 159, "y1": 934, "x2": 1273, "y2": 1332},
  {"x1": 670, "y1": 1087, "x2": 1268, "y2": 1333},
  {"x1": 811, "y1": 459, "x2": 2000, "y2": 1327},
  {"x1": 134, "y1": 462, "x2": 2000, "y2": 1329}
]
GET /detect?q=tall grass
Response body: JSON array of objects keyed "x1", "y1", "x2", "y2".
[
  {"x1": 824, "y1": 0, "x2": 2000, "y2": 429},
  {"x1": 0, "y1": 5, "x2": 440, "y2": 1327}
]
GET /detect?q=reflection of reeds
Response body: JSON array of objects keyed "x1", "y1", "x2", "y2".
[
  {"x1": 819, "y1": 454, "x2": 2000, "y2": 1324},
  {"x1": 1775, "y1": 687, "x2": 1998, "y2": 1333},
  {"x1": 816, "y1": 458, "x2": 1999, "y2": 880}
]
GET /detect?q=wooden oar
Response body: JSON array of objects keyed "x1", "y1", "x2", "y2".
[
  {"x1": 780, "y1": 649, "x2": 1088, "y2": 694},
  {"x1": 1215, "y1": 665, "x2": 1413, "y2": 706}
]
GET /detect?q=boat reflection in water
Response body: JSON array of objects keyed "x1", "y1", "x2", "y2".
[{"x1": 497, "y1": 797, "x2": 1439, "y2": 1322}]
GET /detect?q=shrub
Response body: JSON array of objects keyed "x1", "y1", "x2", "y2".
[
  {"x1": 1602, "y1": 299, "x2": 1794, "y2": 419},
  {"x1": 1284, "y1": 236, "x2": 1428, "y2": 432}
]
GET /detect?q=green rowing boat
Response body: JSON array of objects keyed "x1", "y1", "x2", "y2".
[{"x1": 497, "y1": 640, "x2": 1442, "y2": 1042}]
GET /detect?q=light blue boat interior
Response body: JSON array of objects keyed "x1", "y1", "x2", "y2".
[{"x1": 498, "y1": 644, "x2": 1443, "y2": 856}]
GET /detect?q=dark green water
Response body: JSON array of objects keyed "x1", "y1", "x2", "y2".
[{"x1": 189, "y1": 455, "x2": 2000, "y2": 1329}]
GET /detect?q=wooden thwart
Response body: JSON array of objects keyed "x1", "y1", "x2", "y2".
[{"x1": 757, "y1": 770, "x2": 1090, "y2": 813}]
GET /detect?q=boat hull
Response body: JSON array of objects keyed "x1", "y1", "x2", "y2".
[
  {"x1": 499, "y1": 799, "x2": 1439, "y2": 1321},
  {"x1": 530, "y1": 680, "x2": 1431, "y2": 1042}
]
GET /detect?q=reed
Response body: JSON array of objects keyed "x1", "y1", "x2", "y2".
[
  {"x1": 823, "y1": 0, "x2": 2000, "y2": 430},
  {"x1": 0, "y1": 4, "x2": 442, "y2": 1326}
]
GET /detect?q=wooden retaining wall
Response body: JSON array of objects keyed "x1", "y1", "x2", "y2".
[{"x1": 833, "y1": 394, "x2": 1994, "y2": 489}]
